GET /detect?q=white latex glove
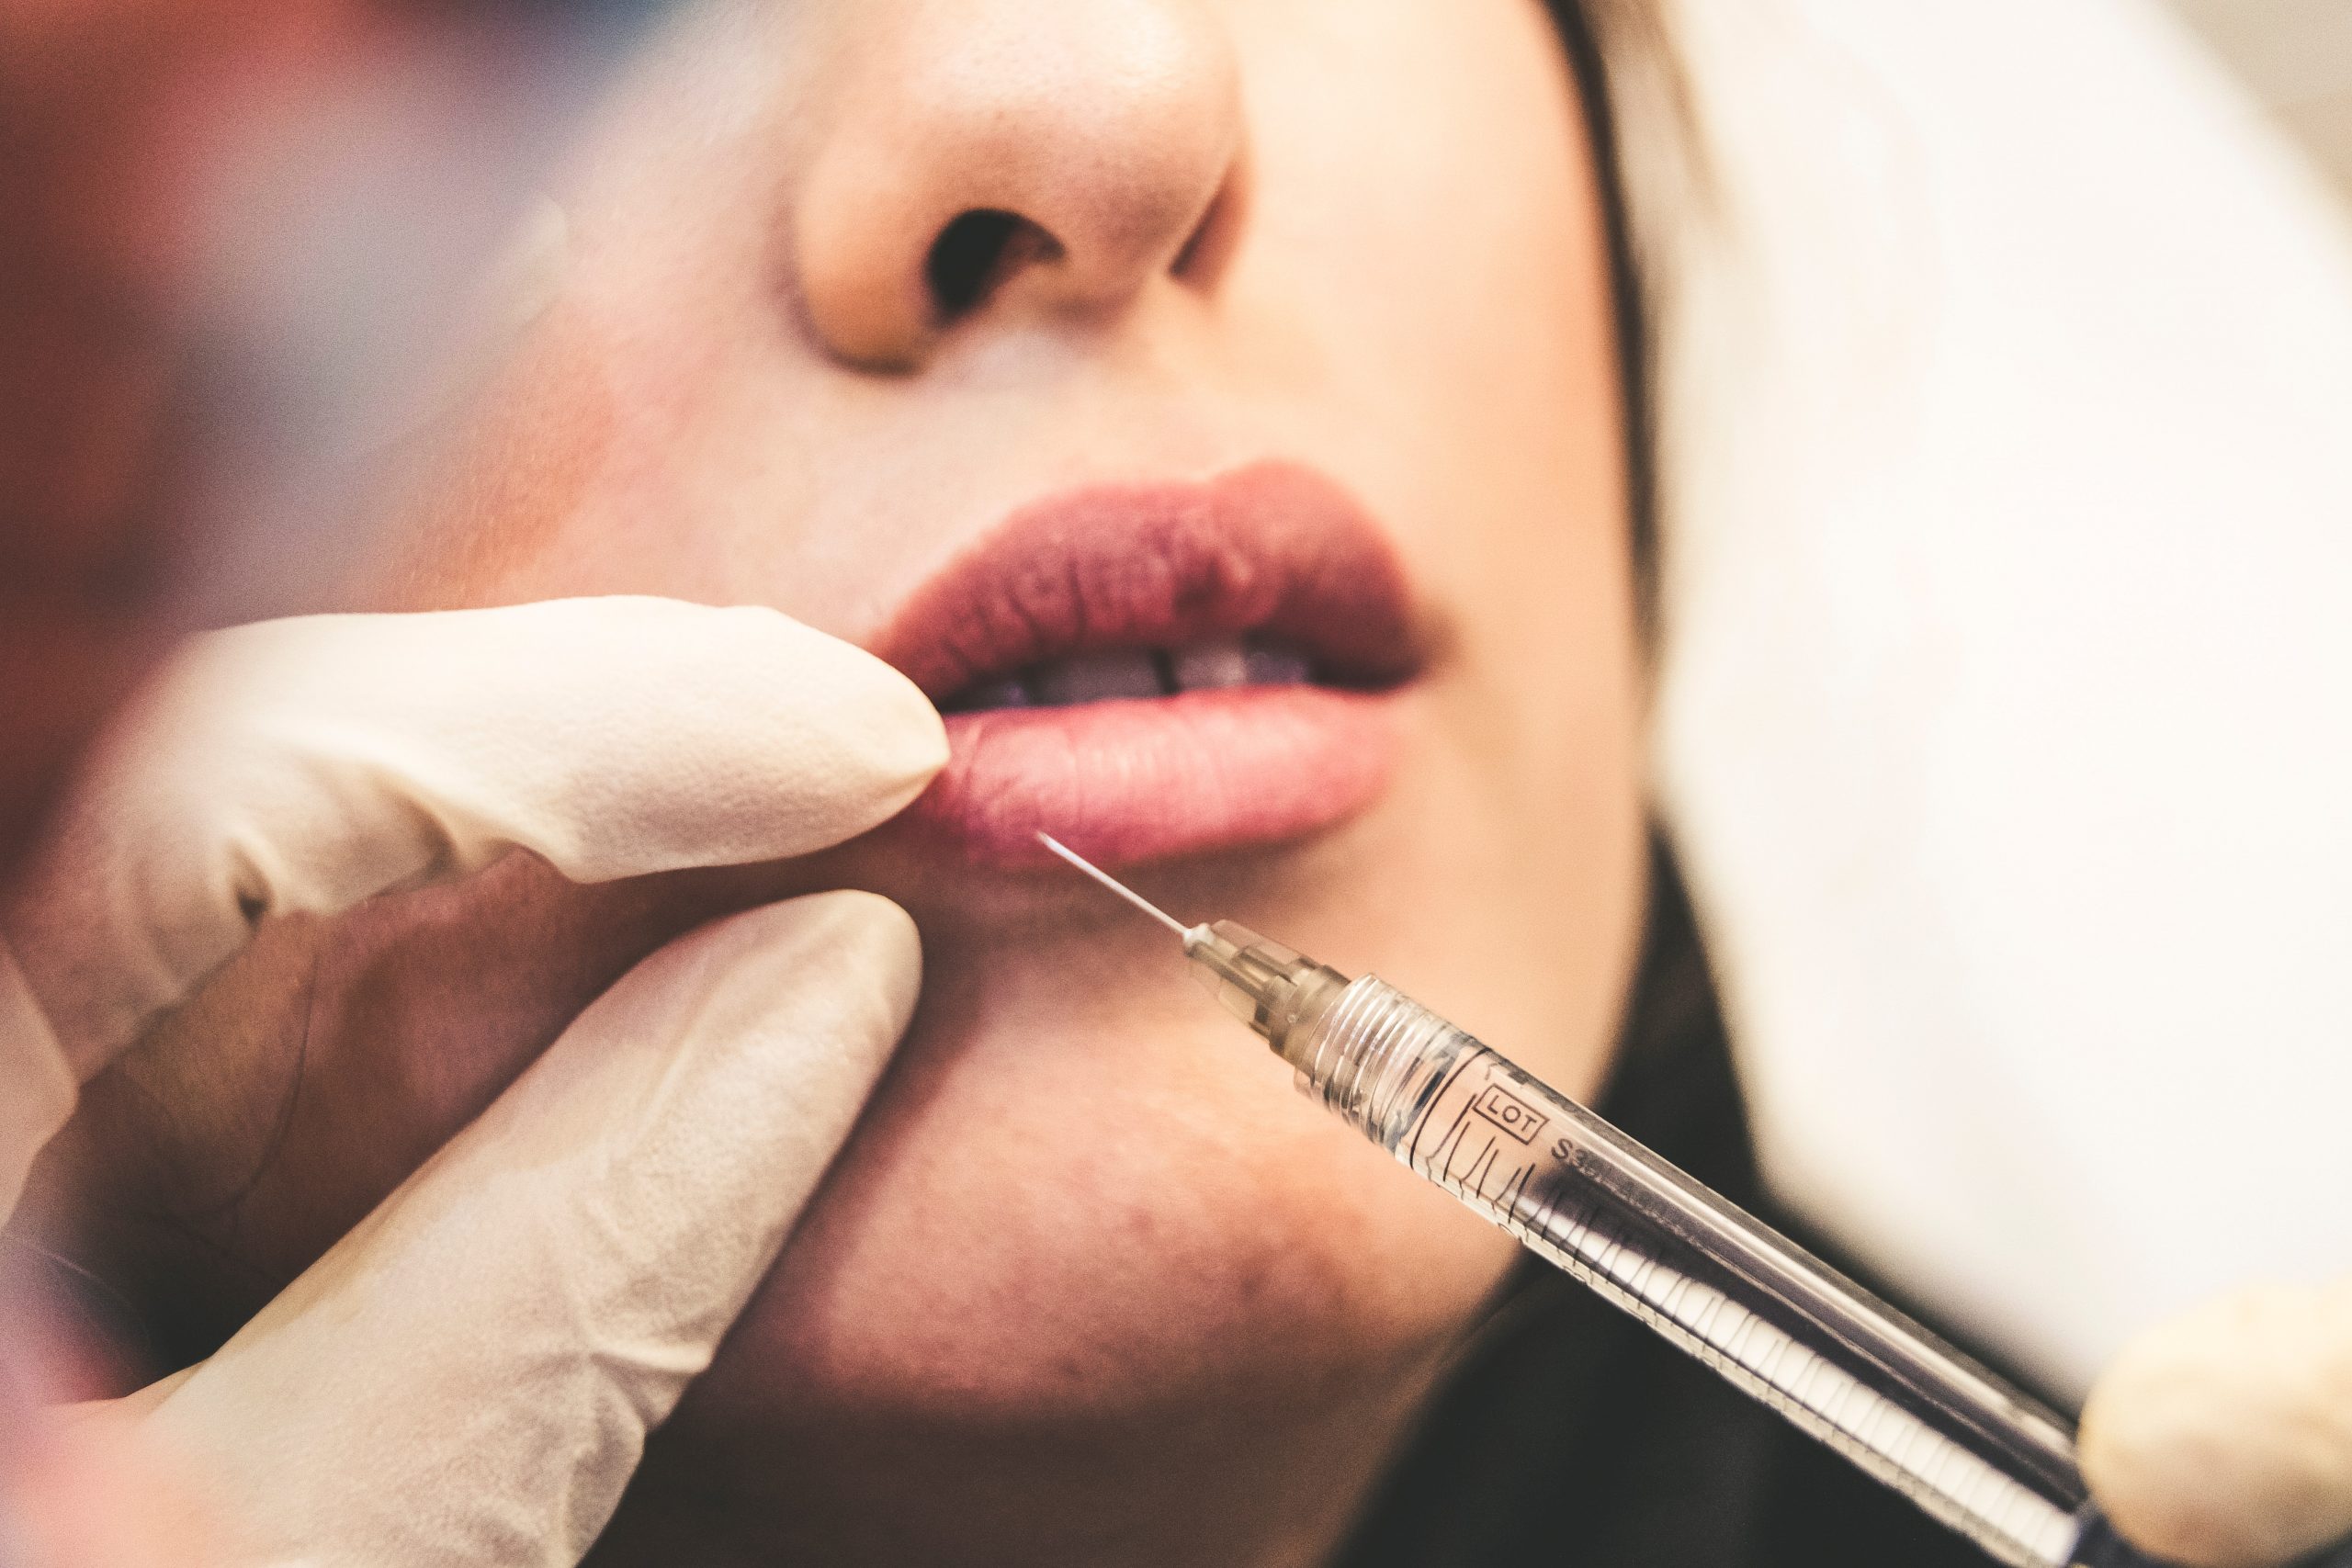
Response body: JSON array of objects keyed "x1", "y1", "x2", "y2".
[
  {"x1": 2081, "y1": 1281, "x2": 2352, "y2": 1568},
  {"x1": 0, "y1": 595, "x2": 946, "y2": 1564}
]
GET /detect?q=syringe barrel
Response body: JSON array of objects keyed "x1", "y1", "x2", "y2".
[{"x1": 1282, "y1": 973, "x2": 2113, "y2": 1568}]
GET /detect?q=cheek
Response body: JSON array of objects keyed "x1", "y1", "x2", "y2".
[
  {"x1": 1229, "y1": 0, "x2": 1608, "y2": 442},
  {"x1": 1224, "y1": 0, "x2": 1638, "y2": 886},
  {"x1": 364, "y1": 308, "x2": 628, "y2": 611}
]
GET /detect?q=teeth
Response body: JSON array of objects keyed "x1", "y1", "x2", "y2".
[
  {"x1": 1171, "y1": 637, "x2": 1250, "y2": 692},
  {"x1": 1030, "y1": 649, "x2": 1165, "y2": 706},
  {"x1": 951, "y1": 637, "x2": 1321, "y2": 712},
  {"x1": 1243, "y1": 645, "x2": 1312, "y2": 686}
]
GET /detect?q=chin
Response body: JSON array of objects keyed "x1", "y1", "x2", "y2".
[
  {"x1": 599, "y1": 886, "x2": 1528, "y2": 1563},
  {"x1": 689, "y1": 882, "x2": 1523, "y2": 1427}
]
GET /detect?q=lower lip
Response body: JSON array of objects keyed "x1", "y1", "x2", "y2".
[{"x1": 895, "y1": 683, "x2": 1404, "y2": 869}]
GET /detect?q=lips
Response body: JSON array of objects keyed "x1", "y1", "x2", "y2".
[{"x1": 874, "y1": 460, "x2": 1424, "y2": 867}]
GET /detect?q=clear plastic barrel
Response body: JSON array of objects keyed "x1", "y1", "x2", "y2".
[{"x1": 1286, "y1": 973, "x2": 2096, "y2": 1568}]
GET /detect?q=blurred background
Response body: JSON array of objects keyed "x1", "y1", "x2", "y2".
[{"x1": 2164, "y1": 0, "x2": 2352, "y2": 194}]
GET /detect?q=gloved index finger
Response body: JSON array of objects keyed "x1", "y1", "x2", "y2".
[{"x1": 0, "y1": 596, "x2": 944, "y2": 1085}]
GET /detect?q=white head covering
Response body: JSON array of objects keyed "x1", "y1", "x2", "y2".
[{"x1": 1636, "y1": 0, "x2": 2352, "y2": 1397}]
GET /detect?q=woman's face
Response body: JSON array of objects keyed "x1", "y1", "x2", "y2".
[{"x1": 49, "y1": 0, "x2": 1645, "y2": 1559}]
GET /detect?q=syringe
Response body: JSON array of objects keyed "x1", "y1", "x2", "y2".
[{"x1": 1036, "y1": 832, "x2": 2295, "y2": 1568}]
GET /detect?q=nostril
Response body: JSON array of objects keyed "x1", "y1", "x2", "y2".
[
  {"x1": 925, "y1": 209, "x2": 1062, "y2": 321},
  {"x1": 1170, "y1": 156, "x2": 1248, "y2": 287}
]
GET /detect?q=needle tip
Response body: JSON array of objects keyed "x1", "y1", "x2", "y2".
[{"x1": 1034, "y1": 831, "x2": 1191, "y2": 937}]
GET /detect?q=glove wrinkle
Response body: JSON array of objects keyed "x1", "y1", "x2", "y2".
[{"x1": 0, "y1": 943, "x2": 75, "y2": 1218}]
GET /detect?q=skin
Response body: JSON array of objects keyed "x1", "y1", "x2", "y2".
[{"x1": 24, "y1": 1, "x2": 1646, "y2": 1563}]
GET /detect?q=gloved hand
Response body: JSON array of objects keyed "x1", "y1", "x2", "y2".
[
  {"x1": 0, "y1": 595, "x2": 946, "y2": 1565},
  {"x1": 2081, "y1": 1280, "x2": 2352, "y2": 1568}
]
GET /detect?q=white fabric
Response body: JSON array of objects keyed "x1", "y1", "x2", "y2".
[
  {"x1": 0, "y1": 596, "x2": 946, "y2": 1562},
  {"x1": 1642, "y1": 0, "x2": 2352, "y2": 1401}
]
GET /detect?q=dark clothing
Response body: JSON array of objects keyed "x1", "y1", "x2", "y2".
[{"x1": 1334, "y1": 843, "x2": 2022, "y2": 1568}]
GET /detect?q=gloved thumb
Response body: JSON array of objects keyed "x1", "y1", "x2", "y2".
[
  {"x1": 2080, "y1": 1279, "x2": 2352, "y2": 1568},
  {"x1": 116, "y1": 888, "x2": 919, "y2": 1567}
]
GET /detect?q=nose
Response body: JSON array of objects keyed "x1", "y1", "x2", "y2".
[{"x1": 792, "y1": 0, "x2": 1245, "y2": 370}]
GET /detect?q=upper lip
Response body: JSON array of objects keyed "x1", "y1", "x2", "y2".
[{"x1": 872, "y1": 459, "x2": 1427, "y2": 705}]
